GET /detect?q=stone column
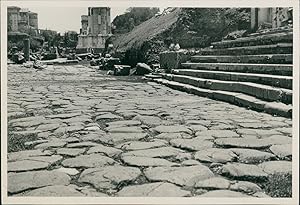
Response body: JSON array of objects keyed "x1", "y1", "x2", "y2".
[{"x1": 23, "y1": 38, "x2": 30, "y2": 61}]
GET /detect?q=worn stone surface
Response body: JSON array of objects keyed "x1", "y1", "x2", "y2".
[
  {"x1": 20, "y1": 185, "x2": 84, "y2": 196},
  {"x1": 221, "y1": 163, "x2": 268, "y2": 180},
  {"x1": 198, "y1": 190, "x2": 253, "y2": 197},
  {"x1": 61, "y1": 154, "x2": 116, "y2": 168},
  {"x1": 78, "y1": 166, "x2": 141, "y2": 190},
  {"x1": 144, "y1": 165, "x2": 215, "y2": 186},
  {"x1": 258, "y1": 161, "x2": 292, "y2": 174},
  {"x1": 122, "y1": 156, "x2": 178, "y2": 167},
  {"x1": 117, "y1": 182, "x2": 191, "y2": 197},
  {"x1": 8, "y1": 170, "x2": 71, "y2": 194},
  {"x1": 194, "y1": 148, "x2": 237, "y2": 163},
  {"x1": 7, "y1": 64, "x2": 292, "y2": 197}
]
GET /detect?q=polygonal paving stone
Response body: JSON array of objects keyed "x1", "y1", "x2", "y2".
[
  {"x1": 116, "y1": 139, "x2": 168, "y2": 151},
  {"x1": 170, "y1": 137, "x2": 214, "y2": 151},
  {"x1": 152, "y1": 125, "x2": 192, "y2": 134},
  {"x1": 262, "y1": 135, "x2": 292, "y2": 145},
  {"x1": 196, "y1": 130, "x2": 239, "y2": 139},
  {"x1": 230, "y1": 148, "x2": 275, "y2": 163},
  {"x1": 198, "y1": 190, "x2": 253, "y2": 197},
  {"x1": 106, "y1": 120, "x2": 141, "y2": 128},
  {"x1": 61, "y1": 153, "x2": 116, "y2": 168},
  {"x1": 99, "y1": 133, "x2": 147, "y2": 145},
  {"x1": 133, "y1": 115, "x2": 163, "y2": 126},
  {"x1": 238, "y1": 123, "x2": 272, "y2": 129},
  {"x1": 181, "y1": 160, "x2": 201, "y2": 166},
  {"x1": 122, "y1": 156, "x2": 178, "y2": 167},
  {"x1": 189, "y1": 125, "x2": 208, "y2": 132},
  {"x1": 8, "y1": 170, "x2": 71, "y2": 194},
  {"x1": 221, "y1": 163, "x2": 268, "y2": 180},
  {"x1": 95, "y1": 113, "x2": 123, "y2": 121},
  {"x1": 56, "y1": 148, "x2": 86, "y2": 156},
  {"x1": 8, "y1": 149, "x2": 52, "y2": 162},
  {"x1": 258, "y1": 161, "x2": 292, "y2": 175},
  {"x1": 35, "y1": 123, "x2": 61, "y2": 132},
  {"x1": 8, "y1": 160, "x2": 49, "y2": 172},
  {"x1": 144, "y1": 165, "x2": 215, "y2": 187},
  {"x1": 269, "y1": 144, "x2": 292, "y2": 158},
  {"x1": 66, "y1": 141, "x2": 99, "y2": 148},
  {"x1": 122, "y1": 147, "x2": 185, "y2": 158},
  {"x1": 20, "y1": 185, "x2": 84, "y2": 196},
  {"x1": 215, "y1": 138, "x2": 272, "y2": 149},
  {"x1": 46, "y1": 112, "x2": 81, "y2": 119},
  {"x1": 236, "y1": 129, "x2": 281, "y2": 137},
  {"x1": 55, "y1": 167, "x2": 79, "y2": 176},
  {"x1": 117, "y1": 182, "x2": 191, "y2": 197},
  {"x1": 195, "y1": 177, "x2": 231, "y2": 189},
  {"x1": 22, "y1": 155, "x2": 63, "y2": 164},
  {"x1": 87, "y1": 144, "x2": 122, "y2": 157},
  {"x1": 78, "y1": 165, "x2": 141, "y2": 190},
  {"x1": 155, "y1": 132, "x2": 193, "y2": 140},
  {"x1": 106, "y1": 126, "x2": 144, "y2": 133},
  {"x1": 229, "y1": 181, "x2": 262, "y2": 193},
  {"x1": 35, "y1": 140, "x2": 67, "y2": 149},
  {"x1": 194, "y1": 148, "x2": 237, "y2": 163}
]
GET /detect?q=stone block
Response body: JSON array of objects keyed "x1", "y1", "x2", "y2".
[{"x1": 159, "y1": 50, "x2": 191, "y2": 72}]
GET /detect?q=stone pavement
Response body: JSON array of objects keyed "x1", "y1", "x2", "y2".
[{"x1": 7, "y1": 64, "x2": 292, "y2": 197}]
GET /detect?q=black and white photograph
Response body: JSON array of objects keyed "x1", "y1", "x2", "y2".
[{"x1": 1, "y1": 0, "x2": 299, "y2": 204}]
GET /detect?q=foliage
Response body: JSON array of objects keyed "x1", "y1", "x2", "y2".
[
  {"x1": 262, "y1": 173, "x2": 292, "y2": 197},
  {"x1": 112, "y1": 7, "x2": 160, "y2": 33}
]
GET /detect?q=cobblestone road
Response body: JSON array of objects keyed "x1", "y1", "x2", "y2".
[{"x1": 7, "y1": 64, "x2": 292, "y2": 197}]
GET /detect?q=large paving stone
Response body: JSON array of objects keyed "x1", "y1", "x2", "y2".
[
  {"x1": 20, "y1": 185, "x2": 84, "y2": 196},
  {"x1": 106, "y1": 120, "x2": 141, "y2": 128},
  {"x1": 8, "y1": 149, "x2": 52, "y2": 162},
  {"x1": 194, "y1": 148, "x2": 237, "y2": 163},
  {"x1": 46, "y1": 112, "x2": 81, "y2": 119},
  {"x1": 99, "y1": 133, "x2": 147, "y2": 145},
  {"x1": 122, "y1": 147, "x2": 185, "y2": 158},
  {"x1": 229, "y1": 181, "x2": 262, "y2": 193},
  {"x1": 155, "y1": 132, "x2": 193, "y2": 140},
  {"x1": 78, "y1": 166, "x2": 141, "y2": 190},
  {"x1": 198, "y1": 190, "x2": 253, "y2": 197},
  {"x1": 133, "y1": 115, "x2": 163, "y2": 126},
  {"x1": 269, "y1": 144, "x2": 292, "y2": 158},
  {"x1": 116, "y1": 139, "x2": 168, "y2": 150},
  {"x1": 189, "y1": 124, "x2": 208, "y2": 132},
  {"x1": 196, "y1": 130, "x2": 239, "y2": 139},
  {"x1": 258, "y1": 161, "x2": 292, "y2": 175},
  {"x1": 35, "y1": 140, "x2": 67, "y2": 149},
  {"x1": 170, "y1": 137, "x2": 214, "y2": 151},
  {"x1": 56, "y1": 148, "x2": 86, "y2": 156},
  {"x1": 95, "y1": 113, "x2": 123, "y2": 121},
  {"x1": 117, "y1": 182, "x2": 190, "y2": 197},
  {"x1": 215, "y1": 138, "x2": 272, "y2": 148},
  {"x1": 195, "y1": 177, "x2": 231, "y2": 189},
  {"x1": 122, "y1": 156, "x2": 178, "y2": 167},
  {"x1": 230, "y1": 148, "x2": 275, "y2": 163},
  {"x1": 144, "y1": 165, "x2": 215, "y2": 186},
  {"x1": 66, "y1": 141, "x2": 99, "y2": 148},
  {"x1": 8, "y1": 170, "x2": 71, "y2": 194},
  {"x1": 236, "y1": 129, "x2": 281, "y2": 137},
  {"x1": 8, "y1": 160, "x2": 49, "y2": 172},
  {"x1": 36, "y1": 123, "x2": 61, "y2": 132},
  {"x1": 262, "y1": 135, "x2": 292, "y2": 145},
  {"x1": 221, "y1": 163, "x2": 268, "y2": 180},
  {"x1": 87, "y1": 144, "x2": 122, "y2": 157},
  {"x1": 106, "y1": 126, "x2": 144, "y2": 133},
  {"x1": 152, "y1": 125, "x2": 193, "y2": 134},
  {"x1": 61, "y1": 153, "x2": 116, "y2": 168}
]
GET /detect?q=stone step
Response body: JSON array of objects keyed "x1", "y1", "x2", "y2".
[
  {"x1": 162, "y1": 74, "x2": 292, "y2": 104},
  {"x1": 152, "y1": 78, "x2": 292, "y2": 118},
  {"x1": 249, "y1": 27, "x2": 293, "y2": 37},
  {"x1": 198, "y1": 43, "x2": 292, "y2": 56},
  {"x1": 211, "y1": 31, "x2": 292, "y2": 49},
  {"x1": 172, "y1": 69, "x2": 292, "y2": 89},
  {"x1": 181, "y1": 62, "x2": 292, "y2": 76},
  {"x1": 190, "y1": 54, "x2": 292, "y2": 65}
]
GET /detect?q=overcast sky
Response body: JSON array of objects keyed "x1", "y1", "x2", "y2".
[{"x1": 29, "y1": 7, "x2": 129, "y2": 33}]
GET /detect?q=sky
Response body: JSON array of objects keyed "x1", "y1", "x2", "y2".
[
  {"x1": 29, "y1": 7, "x2": 129, "y2": 34},
  {"x1": 29, "y1": 7, "x2": 164, "y2": 34}
]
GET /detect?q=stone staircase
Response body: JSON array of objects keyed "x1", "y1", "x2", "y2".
[{"x1": 150, "y1": 28, "x2": 293, "y2": 117}]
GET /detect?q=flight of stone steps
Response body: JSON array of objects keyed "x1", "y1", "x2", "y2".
[{"x1": 149, "y1": 28, "x2": 293, "y2": 117}]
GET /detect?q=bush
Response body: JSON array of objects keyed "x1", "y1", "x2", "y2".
[{"x1": 262, "y1": 173, "x2": 292, "y2": 197}]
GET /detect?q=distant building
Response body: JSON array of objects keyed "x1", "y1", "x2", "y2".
[
  {"x1": 251, "y1": 8, "x2": 293, "y2": 31},
  {"x1": 7, "y1": 6, "x2": 39, "y2": 34},
  {"x1": 76, "y1": 7, "x2": 113, "y2": 53}
]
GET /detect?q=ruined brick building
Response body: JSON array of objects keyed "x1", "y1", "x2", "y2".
[
  {"x1": 76, "y1": 7, "x2": 112, "y2": 53},
  {"x1": 7, "y1": 6, "x2": 38, "y2": 35}
]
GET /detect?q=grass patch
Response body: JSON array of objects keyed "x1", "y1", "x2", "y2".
[
  {"x1": 262, "y1": 173, "x2": 292, "y2": 197},
  {"x1": 7, "y1": 132, "x2": 38, "y2": 152}
]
